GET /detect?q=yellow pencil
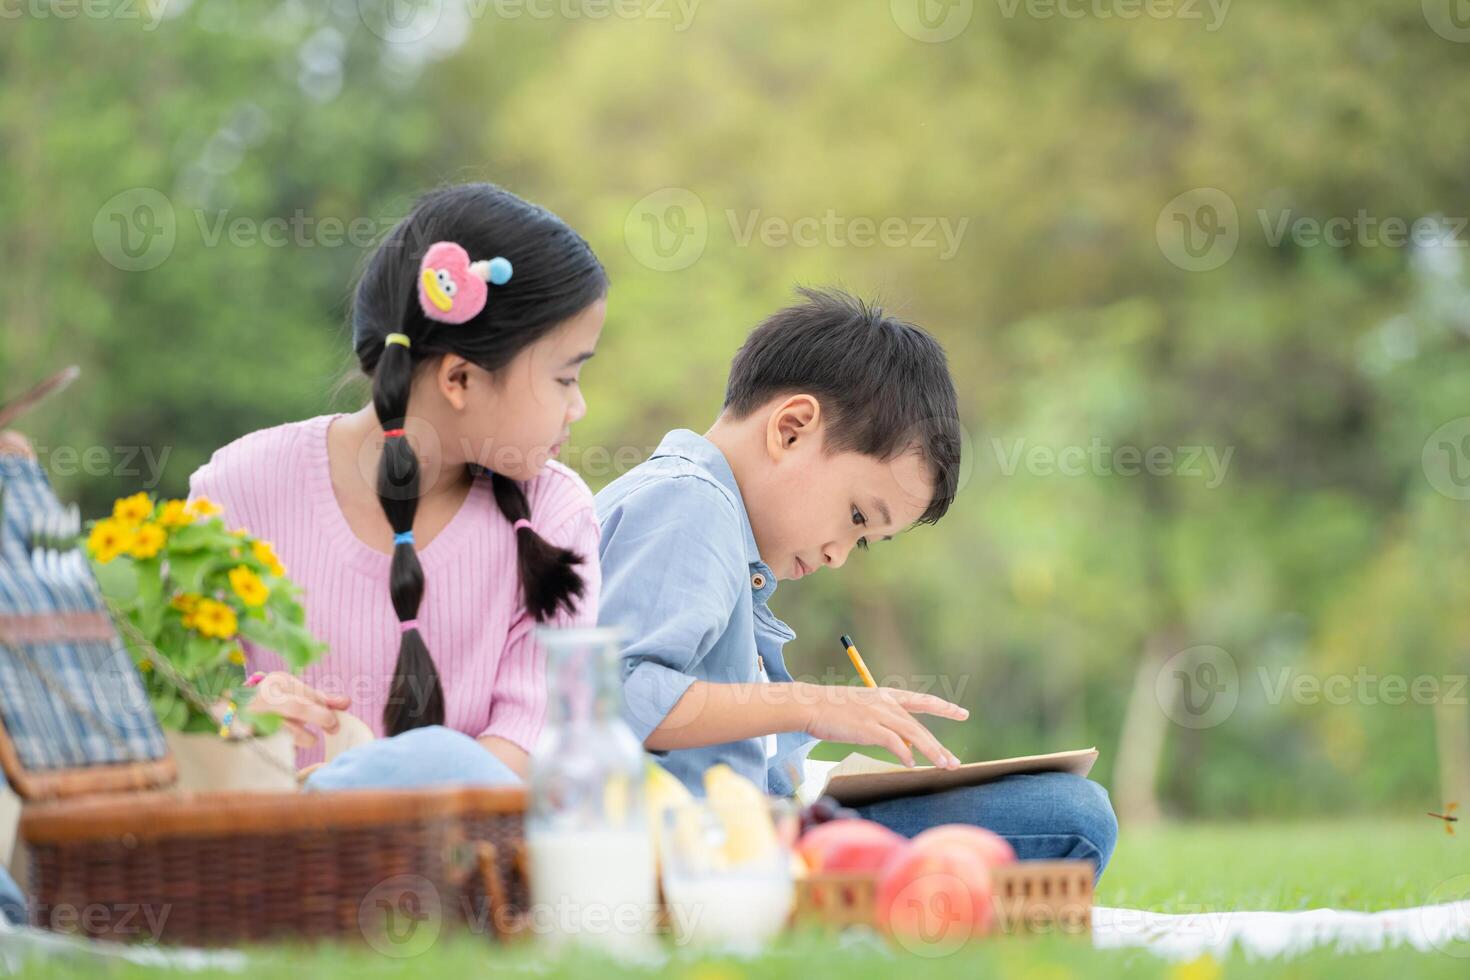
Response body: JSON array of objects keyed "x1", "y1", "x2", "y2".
[
  {"x1": 839, "y1": 634, "x2": 878, "y2": 688},
  {"x1": 839, "y1": 633, "x2": 911, "y2": 751}
]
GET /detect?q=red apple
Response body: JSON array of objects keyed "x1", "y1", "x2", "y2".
[
  {"x1": 875, "y1": 841, "x2": 994, "y2": 952},
  {"x1": 910, "y1": 824, "x2": 1016, "y2": 868},
  {"x1": 797, "y1": 818, "x2": 907, "y2": 874}
]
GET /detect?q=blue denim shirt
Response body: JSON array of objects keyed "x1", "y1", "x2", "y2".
[{"x1": 595, "y1": 429, "x2": 819, "y2": 797}]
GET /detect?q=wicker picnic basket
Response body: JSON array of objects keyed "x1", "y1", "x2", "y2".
[
  {"x1": 0, "y1": 454, "x2": 528, "y2": 947},
  {"x1": 794, "y1": 860, "x2": 1094, "y2": 937},
  {"x1": 19, "y1": 786, "x2": 528, "y2": 946}
]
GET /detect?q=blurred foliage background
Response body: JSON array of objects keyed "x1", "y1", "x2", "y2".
[{"x1": 4, "y1": 0, "x2": 1469, "y2": 821}]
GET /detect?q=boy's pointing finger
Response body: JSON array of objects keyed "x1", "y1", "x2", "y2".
[{"x1": 891, "y1": 689, "x2": 969, "y2": 720}]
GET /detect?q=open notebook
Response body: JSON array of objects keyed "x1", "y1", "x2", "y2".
[{"x1": 796, "y1": 746, "x2": 1099, "y2": 807}]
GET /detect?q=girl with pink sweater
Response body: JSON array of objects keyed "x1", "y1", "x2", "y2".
[{"x1": 188, "y1": 184, "x2": 607, "y2": 785}]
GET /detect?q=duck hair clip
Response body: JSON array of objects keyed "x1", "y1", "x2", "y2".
[{"x1": 417, "y1": 241, "x2": 513, "y2": 325}]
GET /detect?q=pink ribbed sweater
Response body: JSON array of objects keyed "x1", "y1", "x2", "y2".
[{"x1": 187, "y1": 413, "x2": 601, "y2": 766}]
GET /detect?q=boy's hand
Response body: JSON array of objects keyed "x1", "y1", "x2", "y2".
[{"x1": 796, "y1": 683, "x2": 968, "y2": 769}]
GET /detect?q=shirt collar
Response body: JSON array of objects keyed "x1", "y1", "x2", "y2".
[{"x1": 649, "y1": 429, "x2": 776, "y2": 594}]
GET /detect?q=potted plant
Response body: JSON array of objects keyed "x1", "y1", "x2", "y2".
[{"x1": 86, "y1": 492, "x2": 326, "y2": 790}]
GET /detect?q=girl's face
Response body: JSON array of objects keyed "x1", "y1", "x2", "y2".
[{"x1": 426, "y1": 298, "x2": 607, "y2": 481}]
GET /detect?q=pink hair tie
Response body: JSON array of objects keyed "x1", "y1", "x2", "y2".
[
  {"x1": 398, "y1": 619, "x2": 420, "y2": 634},
  {"x1": 243, "y1": 671, "x2": 266, "y2": 688},
  {"x1": 512, "y1": 519, "x2": 533, "y2": 533}
]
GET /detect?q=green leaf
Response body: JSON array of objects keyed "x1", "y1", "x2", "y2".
[
  {"x1": 91, "y1": 557, "x2": 140, "y2": 603},
  {"x1": 136, "y1": 601, "x2": 164, "y2": 644},
  {"x1": 166, "y1": 551, "x2": 211, "y2": 593},
  {"x1": 238, "y1": 613, "x2": 286, "y2": 653},
  {"x1": 240, "y1": 709, "x2": 283, "y2": 737},
  {"x1": 179, "y1": 712, "x2": 219, "y2": 734},
  {"x1": 182, "y1": 633, "x2": 221, "y2": 671}
]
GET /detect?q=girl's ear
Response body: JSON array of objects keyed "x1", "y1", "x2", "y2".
[
  {"x1": 435, "y1": 355, "x2": 474, "y2": 411},
  {"x1": 765, "y1": 394, "x2": 821, "y2": 460}
]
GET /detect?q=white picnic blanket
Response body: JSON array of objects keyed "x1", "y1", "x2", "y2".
[
  {"x1": 1093, "y1": 900, "x2": 1470, "y2": 960},
  {"x1": 0, "y1": 917, "x2": 245, "y2": 974},
  {"x1": 5, "y1": 899, "x2": 1470, "y2": 968}
]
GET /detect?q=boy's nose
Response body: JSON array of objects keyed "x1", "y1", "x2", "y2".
[{"x1": 824, "y1": 542, "x2": 851, "y2": 569}]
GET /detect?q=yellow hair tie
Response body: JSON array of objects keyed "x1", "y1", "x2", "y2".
[{"x1": 384, "y1": 333, "x2": 411, "y2": 349}]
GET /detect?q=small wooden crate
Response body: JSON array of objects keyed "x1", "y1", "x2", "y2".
[{"x1": 793, "y1": 860, "x2": 1093, "y2": 938}]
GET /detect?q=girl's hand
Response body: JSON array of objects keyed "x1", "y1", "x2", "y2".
[
  {"x1": 247, "y1": 671, "x2": 351, "y2": 748},
  {"x1": 795, "y1": 682, "x2": 968, "y2": 770},
  {"x1": 0, "y1": 430, "x2": 36, "y2": 458}
]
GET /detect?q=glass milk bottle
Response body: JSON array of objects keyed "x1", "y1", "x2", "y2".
[{"x1": 526, "y1": 627, "x2": 656, "y2": 954}]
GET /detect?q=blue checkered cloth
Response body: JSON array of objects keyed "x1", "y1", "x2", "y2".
[{"x1": 0, "y1": 455, "x2": 167, "y2": 774}]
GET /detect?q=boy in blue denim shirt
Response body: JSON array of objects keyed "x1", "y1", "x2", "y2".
[{"x1": 596, "y1": 289, "x2": 1117, "y2": 879}]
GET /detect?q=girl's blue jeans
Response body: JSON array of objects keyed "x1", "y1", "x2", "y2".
[{"x1": 302, "y1": 725, "x2": 522, "y2": 792}]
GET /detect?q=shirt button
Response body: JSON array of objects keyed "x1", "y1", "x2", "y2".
[{"x1": 751, "y1": 572, "x2": 766, "y2": 590}]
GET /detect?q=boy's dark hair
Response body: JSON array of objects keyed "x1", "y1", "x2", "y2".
[
  {"x1": 352, "y1": 182, "x2": 608, "y2": 738},
  {"x1": 722, "y1": 287, "x2": 962, "y2": 525}
]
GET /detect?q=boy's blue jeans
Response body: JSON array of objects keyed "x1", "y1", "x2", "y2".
[{"x1": 855, "y1": 771, "x2": 1118, "y2": 884}]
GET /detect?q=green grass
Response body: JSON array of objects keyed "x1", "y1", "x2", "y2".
[
  {"x1": 12, "y1": 819, "x2": 1470, "y2": 979},
  {"x1": 1098, "y1": 818, "x2": 1467, "y2": 912}
]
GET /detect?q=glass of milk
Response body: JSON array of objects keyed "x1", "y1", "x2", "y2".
[
  {"x1": 660, "y1": 798, "x2": 800, "y2": 951},
  {"x1": 526, "y1": 627, "x2": 658, "y2": 956}
]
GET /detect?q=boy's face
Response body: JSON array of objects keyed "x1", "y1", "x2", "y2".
[{"x1": 744, "y1": 395, "x2": 935, "y2": 581}]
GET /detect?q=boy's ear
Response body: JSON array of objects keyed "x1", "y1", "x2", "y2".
[{"x1": 765, "y1": 394, "x2": 822, "y2": 460}]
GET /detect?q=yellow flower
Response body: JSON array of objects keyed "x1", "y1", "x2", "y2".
[
  {"x1": 229, "y1": 527, "x2": 248, "y2": 538},
  {"x1": 1170, "y1": 956, "x2": 1222, "y2": 980},
  {"x1": 157, "y1": 499, "x2": 194, "y2": 528},
  {"x1": 252, "y1": 540, "x2": 285, "y2": 577},
  {"x1": 170, "y1": 592, "x2": 200, "y2": 613},
  {"x1": 86, "y1": 519, "x2": 136, "y2": 564},
  {"x1": 112, "y1": 492, "x2": 153, "y2": 526},
  {"x1": 227, "y1": 647, "x2": 246, "y2": 666},
  {"x1": 128, "y1": 522, "x2": 167, "y2": 559},
  {"x1": 228, "y1": 565, "x2": 270, "y2": 607},
  {"x1": 186, "y1": 497, "x2": 224, "y2": 518},
  {"x1": 192, "y1": 598, "x2": 238, "y2": 640},
  {"x1": 138, "y1": 659, "x2": 152, "y2": 673}
]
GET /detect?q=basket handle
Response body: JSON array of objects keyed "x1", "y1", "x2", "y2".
[{"x1": 474, "y1": 841, "x2": 527, "y2": 943}]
